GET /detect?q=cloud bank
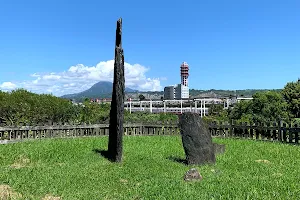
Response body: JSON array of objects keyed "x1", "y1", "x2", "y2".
[{"x1": 0, "y1": 60, "x2": 163, "y2": 96}]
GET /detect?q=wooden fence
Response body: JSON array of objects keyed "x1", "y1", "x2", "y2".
[
  {"x1": 1, "y1": 121, "x2": 300, "y2": 145},
  {"x1": 209, "y1": 121, "x2": 300, "y2": 145},
  {"x1": 0, "y1": 123, "x2": 179, "y2": 141}
]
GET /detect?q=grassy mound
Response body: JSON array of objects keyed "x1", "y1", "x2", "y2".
[{"x1": 0, "y1": 136, "x2": 299, "y2": 199}]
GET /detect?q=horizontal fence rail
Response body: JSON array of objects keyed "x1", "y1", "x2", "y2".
[
  {"x1": 0, "y1": 124, "x2": 180, "y2": 141},
  {"x1": 209, "y1": 121, "x2": 300, "y2": 145},
  {"x1": 1, "y1": 121, "x2": 299, "y2": 145}
]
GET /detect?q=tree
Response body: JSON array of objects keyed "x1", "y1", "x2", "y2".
[
  {"x1": 208, "y1": 102, "x2": 224, "y2": 116},
  {"x1": 0, "y1": 89, "x2": 79, "y2": 126},
  {"x1": 251, "y1": 91, "x2": 289, "y2": 123},
  {"x1": 282, "y1": 80, "x2": 300, "y2": 118},
  {"x1": 229, "y1": 100, "x2": 253, "y2": 123},
  {"x1": 0, "y1": 89, "x2": 39, "y2": 125},
  {"x1": 139, "y1": 94, "x2": 145, "y2": 101},
  {"x1": 80, "y1": 101, "x2": 110, "y2": 123},
  {"x1": 229, "y1": 91, "x2": 289, "y2": 123}
]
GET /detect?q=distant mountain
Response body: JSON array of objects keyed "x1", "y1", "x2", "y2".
[{"x1": 61, "y1": 81, "x2": 138, "y2": 101}]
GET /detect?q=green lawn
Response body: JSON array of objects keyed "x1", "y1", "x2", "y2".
[{"x1": 0, "y1": 136, "x2": 300, "y2": 200}]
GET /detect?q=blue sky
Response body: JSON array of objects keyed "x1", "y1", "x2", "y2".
[{"x1": 0, "y1": 0, "x2": 300, "y2": 96}]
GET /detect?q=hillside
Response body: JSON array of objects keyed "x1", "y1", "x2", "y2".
[{"x1": 190, "y1": 89, "x2": 282, "y2": 98}]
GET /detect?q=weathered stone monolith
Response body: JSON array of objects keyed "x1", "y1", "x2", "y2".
[
  {"x1": 179, "y1": 112, "x2": 216, "y2": 165},
  {"x1": 108, "y1": 18, "x2": 125, "y2": 162}
]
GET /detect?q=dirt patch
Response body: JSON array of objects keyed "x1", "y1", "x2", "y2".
[
  {"x1": 0, "y1": 184, "x2": 22, "y2": 200},
  {"x1": 255, "y1": 159, "x2": 271, "y2": 164},
  {"x1": 41, "y1": 194, "x2": 61, "y2": 200},
  {"x1": 120, "y1": 179, "x2": 128, "y2": 184},
  {"x1": 10, "y1": 155, "x2": 30, "y2": 169}
]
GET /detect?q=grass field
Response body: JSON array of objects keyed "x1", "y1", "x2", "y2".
[{"x1": 0, "y1": 136, "x2": 300, "y2": 200}]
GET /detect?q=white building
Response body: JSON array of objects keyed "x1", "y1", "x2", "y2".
[
  {"x1": 163, "y1": 61, "x2": 190, "y2": 100},
  {"x1": 175, "y1": 84, "x2": 189, "y2": 99}
]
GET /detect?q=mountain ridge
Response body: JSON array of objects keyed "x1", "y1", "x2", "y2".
[
  {"x1": 61, "y1": 81, "x2": 138, "y2": 101},
  {"x1": 61, "y1": 81, "x2": 282, "y2": 102}
]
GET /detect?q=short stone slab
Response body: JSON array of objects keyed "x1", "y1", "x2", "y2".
[
  {"x1": 184, "y1": 168, "x2": 202, "y2": 181},
  {"x1": 179, "y1": 112, "x2": 216, "y2": 165},
  {"x1": 0, "y1": 140, "x2": 20, "y2": 145}
]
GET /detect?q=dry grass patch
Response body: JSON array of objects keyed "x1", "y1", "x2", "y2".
[
  {"x1": 10, "y1": 155, "x2": 30, "y2": 169},
  {"x1": 120, "y1": 179, "x2": 128, "y2": 184},
  {"x1": 41, "y1": 194, "x2": 61, "y2": 200},
  {"x1": 0, "y1": 184, "x2": 22, "y2": 200},
  {"x1": 255, "y1": 159, "x2": 271, "y2": 164}
]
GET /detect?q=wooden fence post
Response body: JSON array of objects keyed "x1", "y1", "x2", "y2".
[
  {"x1": 249, "y1": 122, "x2": 254, "y2": 139},
  {"x1": 282, "y1": 122, "x2": 287, "y2": 143},
  {"x1": 255, "y1": 122, "x2": 259, "y2": 140},
  {"x1": 278, "y1": 120, "x2": 282, "y2": 142},
  {"x1": 229, "y1": 120, "x2": 233, "y2": 137},
  {"x1": 289, "y1": 123, "x2": 294, "y2": 144},
  {"x1": 266, "y1": 122, "x2": 271, "y2": 140},
  {"x1": 272, "y1": 122, "x2": 277, "y2": 141},
  {"x1": 294, "y1": 123, "x2": 299, "y2": 145}
]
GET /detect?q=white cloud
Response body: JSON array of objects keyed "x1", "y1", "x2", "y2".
[
  {"x1": 43, "y1": 73, "x2": 61, "y2": 80},
  {"x1": 0, "y1": 82, "x2": 17, "y2": 90},
  {"x1": 0, "y1": 60, "x2": 163, "y2": 96}
]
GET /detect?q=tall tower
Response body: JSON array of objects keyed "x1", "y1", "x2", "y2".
[{"x1": 180, "y1": 62, "x2": 189, "y2": 86}]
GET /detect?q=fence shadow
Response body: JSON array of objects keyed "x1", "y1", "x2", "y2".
[{"x1": 167, "y1": 156, "x2": 188, "y2": 165}]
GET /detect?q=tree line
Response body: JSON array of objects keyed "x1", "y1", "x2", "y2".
[
  {"x1": 0, "y1": 89, "x2": 177, "y2": 126},
  {"x1": 0, "y1": 79, "x2": 299, "y2": 126},
  {"x1": 206, "y1": 79, "x2": 300, "y2": 124},
  {"x1": 189, "y1": 88, "x2": 282, "y2": 98}
]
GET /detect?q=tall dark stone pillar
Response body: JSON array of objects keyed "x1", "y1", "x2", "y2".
[{"x1": 108, "y1": 18, "x2": 125, "y2": 162}]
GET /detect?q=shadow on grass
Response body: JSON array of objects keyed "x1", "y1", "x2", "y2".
[
  {"x1": 167, "y1": 156, "x2": 188, "y2": 165},
  {"x1": 93, "y1": 149, "x2": 113, "y2": 162}
]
